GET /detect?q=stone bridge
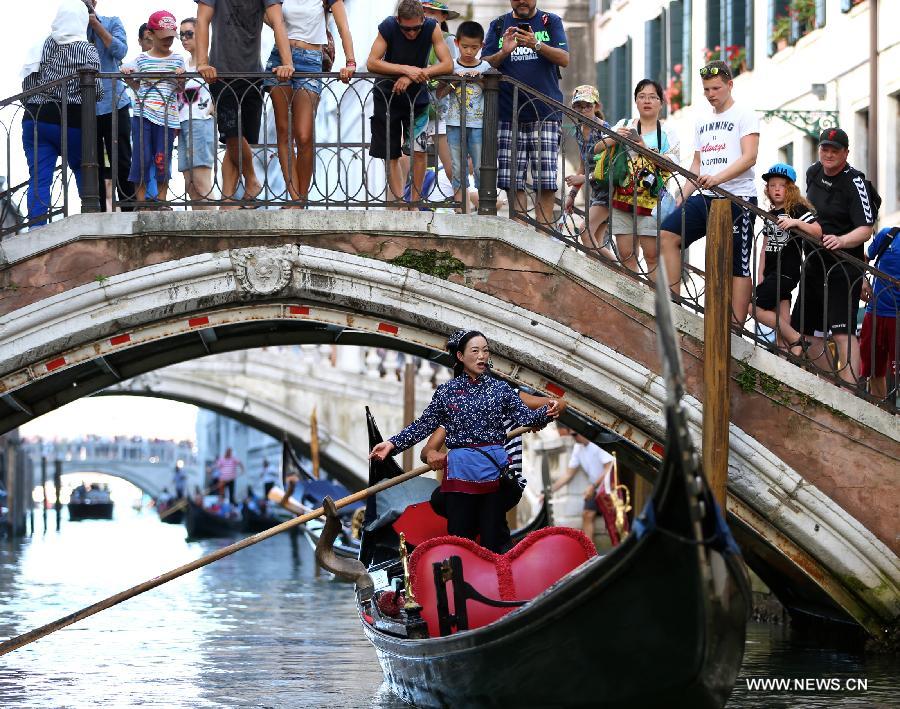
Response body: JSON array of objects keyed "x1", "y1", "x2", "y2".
[
  {"x1": 0, "y1": 210, "x2": 897, "y2": 638},
  {"x1": 21, "y1": 437, "x2": 197, "y2": 499}
]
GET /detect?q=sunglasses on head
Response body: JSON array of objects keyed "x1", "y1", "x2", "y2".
[
  {"x1": 699, "y1": 65, "x2": 731, "y2": 79},
  {"x1": 180, "y1": 30, "x2": 194, "y2": 39}
]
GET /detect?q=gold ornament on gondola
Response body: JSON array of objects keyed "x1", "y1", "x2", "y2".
[
  {"x1": 399, "y1": 532, "x2": 421, "y2": 611},
  {"x1": 610, "y1": 453, "x2": 631, "y2": 541},
  {"x1": 351, "y1": 507, "x2": 365, "y2": 540}
]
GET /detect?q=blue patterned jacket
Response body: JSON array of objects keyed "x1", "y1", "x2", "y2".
[{"x1": 389, "y1": 373, "x2": 550, "y2": 453}]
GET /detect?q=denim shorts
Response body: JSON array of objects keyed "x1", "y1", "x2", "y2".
[
  {"x1": 264, "y1": 46, "x2": 323, "y2": 94},
  {"x1": 446, "y1": 126, "x2": 482, "y2": 191},
  {"x1": 177, "y1": 118, "x2": 215, "y2": 172}
]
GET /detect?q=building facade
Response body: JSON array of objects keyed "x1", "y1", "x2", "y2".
[{"x1": 591, "y1": 0, "x2": 898, "y2": 244}]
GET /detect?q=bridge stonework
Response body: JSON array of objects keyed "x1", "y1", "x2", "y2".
[{"x1": 0, "y1": 211, "x2": 897, "y2": 634}]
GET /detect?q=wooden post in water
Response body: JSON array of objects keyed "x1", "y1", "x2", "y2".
[
  {"x1": 703, "y1": 199, "x2": 733, "y2": 510},
  {"x1": 41, "y1": 456, "x2": 48, "y2": 528},
  {"x1": 5, "y1": 445, "x2": 16, "y2": 538},
  {"x1": 402, "y1": 362, "x2": 416, "y2": 472}
]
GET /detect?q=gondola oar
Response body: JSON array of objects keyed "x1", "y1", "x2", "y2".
[{"x1": 0, "y1": 425, "x2": 535, "y2": 657}]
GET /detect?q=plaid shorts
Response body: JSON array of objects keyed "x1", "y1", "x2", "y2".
[{"x1": 497, "y1": 119, "x2": 561, "y2": 192}]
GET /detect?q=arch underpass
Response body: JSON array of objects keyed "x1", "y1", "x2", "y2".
[
  {"x1": 0, "y1": 211, "x2": 897, "y2": 637},
  {"x1": 96, "y1": 367, "x2": 369, "y2": 490}
]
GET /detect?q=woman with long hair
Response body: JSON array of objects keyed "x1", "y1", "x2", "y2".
[
  {"x1": 369, "y1": 330, "x2": 555, "y2": 552},
  {"x1": 264, "y1": 0, "x2": 356, "y2": 206}
]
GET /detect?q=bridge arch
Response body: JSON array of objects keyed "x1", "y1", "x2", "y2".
[
  {"x1": 96, "y1": 368, "x2": 370, "y2": 490},
  {"x1": 0, "y1": 213, "x2": 897, "y2": 635},
  {"x1": 45, "y1": 461, "x2": 174, "y2": 499}
]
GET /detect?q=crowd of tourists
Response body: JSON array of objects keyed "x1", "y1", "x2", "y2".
[{"x1": 17, "y1": 0, "x2": 897, "y2": 395}]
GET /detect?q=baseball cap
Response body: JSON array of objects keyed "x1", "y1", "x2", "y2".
[
  {"x1": 572, "y1": 85, "x2": 600, "y2": 105},
  {"x1": 818, "y1": 127, "x2": 849, "y2": 150},
  {"x1": 761, "y1": 163, "x2": 797, "y2": 183},
  {"x1": 420, "y1": 1, "x2": 460, "y2": 20},
  {"x1": 148, "y1": 10, "x2": 178, "y2": 37}
]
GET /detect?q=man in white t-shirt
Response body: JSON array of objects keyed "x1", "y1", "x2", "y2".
[
  {"x1": 659, "y1": 59, "x2": 760, "y2": 326},
  {"x1": 550, "y1": 430, "x2": 614, "y2": 541}
]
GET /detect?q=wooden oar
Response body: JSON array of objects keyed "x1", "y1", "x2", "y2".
[{"x1": 0, "y1": 424, "x2": 536, "y2": 657}]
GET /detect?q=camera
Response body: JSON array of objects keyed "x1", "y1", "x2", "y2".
[{"x1": 638, "y1": 168, "x2": 657, "y2": 191}]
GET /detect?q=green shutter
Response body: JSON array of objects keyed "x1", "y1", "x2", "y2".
[{"x1": 707, "y1": 0, "x2": 722, "y2": 51}]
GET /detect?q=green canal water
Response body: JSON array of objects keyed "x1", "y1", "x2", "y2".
[{"x1": 0, "y1": 508, "x2": 896, "y2": 708}]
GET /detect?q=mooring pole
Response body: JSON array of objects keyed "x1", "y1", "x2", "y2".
[
  {"x1": 402, "y1": 362, "x2": 416, "y2": 472},
  {"x1": 53, "y1": 459, "x2": 62, "y2": 530},
  {"x1": 703, "y1": 200, "x2": 733, "y2": 510}
]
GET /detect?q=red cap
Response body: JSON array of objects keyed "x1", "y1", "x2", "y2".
[{"x1": 148, "y1": 10, "x2": 178, "y2": 37}]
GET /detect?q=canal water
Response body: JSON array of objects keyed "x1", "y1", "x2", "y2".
[{"x1": 1, "y1": 508, "x2": 896, "y2": 708}]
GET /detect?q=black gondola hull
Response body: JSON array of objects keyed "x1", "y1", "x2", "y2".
[
  {"x1": 67, "y1": 502, "x2": 113, "y2": 521},
  {"x1": 364, "y1": 531, "x2": 747, "y2": 708},
  {"x1": 184, "y1": 500, "x2": 242, "y2": 539}
]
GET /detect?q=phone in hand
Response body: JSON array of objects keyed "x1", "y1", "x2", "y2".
[{"x1": 517, "y1": 23, "x2": 532, "y2": 32}]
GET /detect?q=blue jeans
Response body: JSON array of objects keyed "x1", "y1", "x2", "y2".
[
  {"x1": 446, "y1": 126, "x2": 483, "y2": 192},
  {"x1": 22, "y1": 118, "x2": 83, "y2": 227}
]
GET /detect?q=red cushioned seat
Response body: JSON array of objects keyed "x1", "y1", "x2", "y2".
[
  {"x1": 391, "y1": 501, "x2": 449, "y2": 547},
  {"x1": 408, "y1": 527, "x2": 597, "y2": 637}
]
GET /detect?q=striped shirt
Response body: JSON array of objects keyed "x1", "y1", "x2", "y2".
[
  {"x1": 215, "y1": 455, "x2": 243, "y2": 482},
  {"x1": 22, "y1": 38, "x2": 103, "y2": 127},
  {"x1": 131, "y1": 52, "x2": 186, "y2": 129}
]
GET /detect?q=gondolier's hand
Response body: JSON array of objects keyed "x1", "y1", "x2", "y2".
[
  {"x1": 424, "y1": 450, "x2": 447, "y2": 472},
  {"x1": 546, "y1": 398, "x2": 567, "y2": 418},
  {"x1": 369, "y1": 441, "x2": 395, "y2": 460}
]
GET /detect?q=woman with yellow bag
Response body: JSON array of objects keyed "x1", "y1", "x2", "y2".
[{"x1": 594, "y1": 79, "x2": 680, "y2": 277}]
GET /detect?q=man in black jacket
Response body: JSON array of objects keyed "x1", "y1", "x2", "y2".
[{"x1": 792, "y1": 128, "x2": 879, "y2": 384}]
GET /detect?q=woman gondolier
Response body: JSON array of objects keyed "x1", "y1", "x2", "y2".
[{"x1": 369, "y1": 330, "x2": 555, "y2": 552}]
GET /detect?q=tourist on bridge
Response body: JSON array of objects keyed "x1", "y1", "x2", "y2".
[
  {"x1": 860, "y1": 226, "x2": 899, "y2": 399},
  {"x1": 21, "y1": 0, "x2": 102, "y2": 227},
  {"x1": 264, "y1": 0, "x2": 357, "y2": 206},
  {"x1": 84, "y1": 0, "x2": 135, "y2": 212},
  {"x1": 483, "y1": 0, "x2": 570, "y2": 229},
  {"x1": 602, "y1": 79, "x2": 680, "y2": 274},
  {"x1": 366, "y1": 0, "x2": 452, "y2": 206},
  {"x1": 749, "y1": 163, "x2": 821, "y2": 356},
  {"x1": 176, "y1": 17, "x2": 216, "y2": 210},
  {"x1": 369, "y1": 330, "x2": 555, "y2": 553},
  {"x1": 214, "y1": 448, "x2": 245, "y2": 505},
  {"x1": 792, "y1": 127, "x2": 881, "y2": 385},
  {"x1": 658, "y1": 59, "x2": 759, "y2": 325},
  {"x1": 563, "y1": 85, "x2": 610, "y2": 253},
  {"x1": 122, "y1": 11, "x2": 186, "y2": 207},
  {"x1": 194, "y1": 0, "x2": 294, "y2": 208}
]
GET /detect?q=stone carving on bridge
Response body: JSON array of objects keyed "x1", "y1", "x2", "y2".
[{"x1": 232, "y1": 248, "x2": 294, "y2": 296}]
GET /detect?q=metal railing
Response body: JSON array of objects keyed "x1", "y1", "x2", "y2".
[{"x1": 1, "y1": 68, "x2": 897, "y2": 411}]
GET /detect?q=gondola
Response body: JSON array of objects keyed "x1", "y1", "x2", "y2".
[
  {"x1": 240, "y1": 505, "x2": 281, "y2": 534},
  {"x1": 156, "y1": 499, "x2": 185, "y2": 525},
  {"x1": 68, "y1": 486, "x2": 113, "y2": 521},
  {"x1": 184, "y1": 499, "x2": 243, "y2": 539},
  {"x1": 316, "y1": 276, "x2": 752, "y2": 707}
]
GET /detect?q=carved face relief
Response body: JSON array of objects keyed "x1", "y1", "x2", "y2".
[{"x1": 233, "y1": 251, "x2": 293, "y2": 296}]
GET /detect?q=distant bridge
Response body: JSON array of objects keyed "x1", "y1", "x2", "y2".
[{"x1": 21, "y1": 437, "x2": 197, "y2": 499}]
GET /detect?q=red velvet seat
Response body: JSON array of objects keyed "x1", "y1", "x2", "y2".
[
  {"x1": 391, "y1": 501, "x2": 449, "y2": 547},
  {"x1": 408, "y1": 527, "x2": 597, "y2": 638}
]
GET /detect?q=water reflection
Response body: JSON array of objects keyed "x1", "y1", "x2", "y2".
[{"x1": 0, "y1": 509, "x2": 895, "y2": 708}]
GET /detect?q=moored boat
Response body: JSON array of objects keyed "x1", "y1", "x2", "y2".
[{"x1": 156, "y1": 499, "x2": 185, "y2": 524}]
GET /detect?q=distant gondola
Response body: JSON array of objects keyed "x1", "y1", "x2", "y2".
[
  {"x1": 68, "y1": 485, "x2": 113, "y2": 521},
  {"x1": 156, "y1": 499, "x2": 185, "y2": 525},
  {"x1": 317, "y1": 281, "x2": 752, "y2": 707},
  {"x1": 184, "y1": 499, "x2": 243, "y2": 539}
]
